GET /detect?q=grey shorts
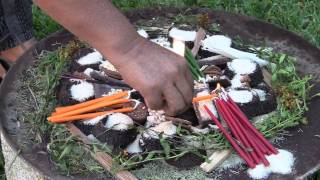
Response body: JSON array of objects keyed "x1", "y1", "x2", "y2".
[{"x1": 0, "y1": 0, "x2": 34, "y2": 51}]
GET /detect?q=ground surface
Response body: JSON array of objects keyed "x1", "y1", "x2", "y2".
[{"x1": 1, "y1": 0, "x2": 319, "y2": 179}]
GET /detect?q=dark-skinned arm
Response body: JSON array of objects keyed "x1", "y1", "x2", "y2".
[{"x1": 34, "y1": 0, "x2": 193, "y2": 115}]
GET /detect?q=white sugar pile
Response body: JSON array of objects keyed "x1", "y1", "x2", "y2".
[
  {"x1": 228, "y1": 90, "x2": 253, "y2": 104},
  {"x1": 105, "y1": 113, "x2": 134, "y2": 131},
  {"x1": 70, "y1": 81, "x2": 94, "y2": 102},
  {"x1": 247, "y1": 149, "x2": 295, "y2": 179},
  {"x1": 126, "y1": 134, "x2": 143, "y2": 154},
  {"x1": 252, "y1": 89, "x2": 267, "y2": 101},
  {"x1": 228, "y1": 59, "x2": 256, "y2": 74},
  {"x1": 137, "y1": 29, "x2": 149, "y2": 38},
  {"x1": 231, "y1": 74, "x2": 244, "y2": 88},
  {"x1": 77, "y1": 51, "x2": 104, "y2": 65}
]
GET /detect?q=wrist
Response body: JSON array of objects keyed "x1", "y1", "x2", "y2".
[{"x1": 101, "y1": 34, "x2": 145, "y2": 68}]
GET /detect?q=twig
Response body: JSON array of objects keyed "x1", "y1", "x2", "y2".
[
  {"x1": 27, "y1": 84, "x2": 39, "y2": 109},
  {"x1": 198, "y1": 56, "x2": 231, "y2": 66}
]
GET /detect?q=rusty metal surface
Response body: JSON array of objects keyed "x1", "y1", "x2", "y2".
[{"x1": 0, "y1": 8, "x2": 319, "y2": 179}]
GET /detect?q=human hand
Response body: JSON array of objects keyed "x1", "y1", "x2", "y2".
[{"x1": 113, "y1": 37, "x2": 193, "y2": 115}]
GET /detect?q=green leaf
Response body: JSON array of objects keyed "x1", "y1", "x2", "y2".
[
  {"x1": 59, "y1": 144, "x2": 72, "y2": 160},
  {"x1": 159, "y1": 136, "x2": 171, "y2": 158},
  {"x1": 145, "y1": 152, "x2": 156, "y2": 161},
  {"x1": 279, "y1": 54, "x2": 286, "y2": 64}
]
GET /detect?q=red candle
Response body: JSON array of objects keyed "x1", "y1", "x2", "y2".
[
  {"x1": 204, "y1": 105, "x2": 256, "y2": 168},
  {"x1": 223, "y1": 100, "x2": 270, "y2": 165},
  {"x1": 215, "y1": 99, "x2": 259, "y2": 164},
  {"x1": 226, "y1": 95, "x2": 278, "y2": 154}
]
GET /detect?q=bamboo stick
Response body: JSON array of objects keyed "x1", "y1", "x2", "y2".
[
  {"x1": 200, "y1": 150, "x2": 231, "y2": 172},
  {"x1": 191, "y1": 28, "x2": 206, "y2": 56}
]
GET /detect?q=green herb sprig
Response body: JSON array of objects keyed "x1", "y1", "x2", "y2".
[{"x1": 184, "y1": 48, "x2": 204, "y2": 80}]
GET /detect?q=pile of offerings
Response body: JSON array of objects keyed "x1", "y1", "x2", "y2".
[{"x1": 47, "y1": 26, "x2": 299, "y2": 179}]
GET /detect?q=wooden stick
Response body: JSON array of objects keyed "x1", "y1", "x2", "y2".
[
  {"x1": 50, "y1": 98, "x2": 130, "y2": 119},
  {"x1": 198, "y1": 56, "x2": 231, "y2": 66},
  {"x1": 262, "y1": 68, "x2": 272, "y2": 87},
  {"x1": 191, "y1": 28, "x2": 206, "y2": 56},
  {"x1": 55, "y1": 91, "x2": 128, "y2": 113},
  {"x1": 66, "y1": 123, "x2": 137, "y2": 180},
  {"x1": 48, "y1": 107, "x2": 134, "y2": 123},
  {"x1": 200, "y1": 150, "x2": 231, "y2": 172}
]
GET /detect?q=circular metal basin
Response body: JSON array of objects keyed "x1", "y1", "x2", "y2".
[{"x1": 0, "y1": 7, "x2": 319, "y2": 180}]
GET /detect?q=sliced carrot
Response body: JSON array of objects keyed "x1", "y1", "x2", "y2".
[
  {"x1": 49, "y1": 107, "x2": 134, "y2": 123},
  {"x1": 55, "y1": 91, "x2": 128, "y2": 114},
  {"x1": 48, "y1": 98, "x2": 130, "y2": 121},
  {"x1": 192, "y1": 94, "x2": 217, "y2": 103}
]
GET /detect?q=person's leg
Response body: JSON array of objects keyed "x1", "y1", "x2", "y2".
[{"x1": 0, "y1": 0, "x2": 35, "y2": 80}]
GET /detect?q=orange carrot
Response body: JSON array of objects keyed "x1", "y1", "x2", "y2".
[
  {"x1": 192, "y1": 94, "x2": 217, "y2": 103},
  {"x1": 49, "y1": 107, "x2": 134, "y2": 123},
  {"x1": 55, "y1": 91, "x2": 128, "y2": 114},
  {"x1": 48, "y1": 98, "x2": 130, "y2": 121}
]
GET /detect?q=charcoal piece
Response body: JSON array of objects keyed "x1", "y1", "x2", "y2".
[
  {"x1": 197, "y1": 49, "x2": 217, "y2": 59},
  {"x1": 166, "y1": 150, "x2": 206, "y2": 169},
  {"x1": 69, "y1": 48, "x2": 101, "y2": 73},
  {"x1": 208, "y1": 76, "x2": 231, "y2": 90},
  {"x1": 235, "y1": 94, "x2": 261, "y2": 118},
  {"x1": 168, "y1": 36, "x2": 194, "y2": 49},
  {"x1": 139, "y1": 136, "x2": 163, "y2": 152},
  {"x1": 93, "y1": 122, "x2": 138, "y2": 149},
  {"x1": 73, "y1": 122, "x2": 94, "y2": 136},
  {"x1": 125, "y1": 102, "x2": 148, "y2": 125},
  {"x1": 130, "y1": 91, "x2": 145, "y2": 103},
  {"x1": 175, "y1": 107, "x2": 199, "y2": 126},
  {"x1": 93, "y1": 83, "x2": 129, "y2": 98},
  {"x1": 252, "y1": 87, "x2": 277, "y2": 116}
]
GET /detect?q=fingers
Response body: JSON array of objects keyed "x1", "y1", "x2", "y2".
[
  {"x1": 143, "y1": 88, "x2": 164, "y2": 110},
  {"x1": 174, "y1": 76, "x2": 193, "y2": 107},
  {"x1": 162, "y1": 83, "x2": 187, "y2": 116}
]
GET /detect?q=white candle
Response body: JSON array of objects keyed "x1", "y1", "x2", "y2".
[{"x1": 172, "y1": 38, "x2": 186, "y2": 57}]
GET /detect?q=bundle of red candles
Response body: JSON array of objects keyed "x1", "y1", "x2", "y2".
[{"x1": 204, "y1": 89, "x2": 278, "y2": 169}]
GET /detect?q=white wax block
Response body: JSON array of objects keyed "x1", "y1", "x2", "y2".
[{"x1": 169, "y1": 27, "x2": 196, "y2": 41}]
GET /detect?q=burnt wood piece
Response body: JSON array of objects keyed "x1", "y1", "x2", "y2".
[
  {"x1": 100, "y1": 67, "x2": 122, "y2": 80},
  {"x1": 90, "y1": 71, "x2": 131, "y2": 88},
  {"x1": 166, "y1": 116, "x2": 192, "y2": 130}
]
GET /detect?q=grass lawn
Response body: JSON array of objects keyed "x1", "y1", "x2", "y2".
[{"x1": 0, "y1": 0, "x2": 319, "y2": 179}]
